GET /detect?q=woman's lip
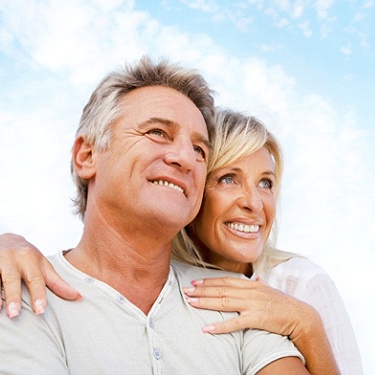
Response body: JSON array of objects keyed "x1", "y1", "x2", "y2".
[
  {"x1": 224, "y1": 222, "x2": 261, "y2": 236},
  {"x1": 224, "y1": 220, "x2": 261, "y2": 233}
]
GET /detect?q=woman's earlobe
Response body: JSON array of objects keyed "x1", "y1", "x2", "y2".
[{"x1": 72, "y1": 136, "x2": 96, "y2": 179}]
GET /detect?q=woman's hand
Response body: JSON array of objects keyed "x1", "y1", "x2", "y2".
[
  {"x1": 0, "y1": 233, "x2": 81, "y2": 318},
  {"x1": 183, "y1": 276, "x2": 340, "y2": 375},
  {"x1": 183, "y1": 276, "x2": 313, "y2": 338}
]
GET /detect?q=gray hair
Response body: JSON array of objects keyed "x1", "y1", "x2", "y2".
[{"x1": 71, "y1": 56, "x2": 216, "y2": 219}]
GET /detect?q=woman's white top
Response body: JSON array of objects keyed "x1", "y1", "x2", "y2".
[{"x1": 260, "y1": 257, "x2": 363, "y2": 375}]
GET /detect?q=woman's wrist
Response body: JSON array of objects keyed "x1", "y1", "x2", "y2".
[{"x1": 288, "y1": 302, "x2": 323, "y2": 343}]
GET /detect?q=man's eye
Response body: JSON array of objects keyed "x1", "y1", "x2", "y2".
[
  {"x1": 147, "y1": 129, "x2": 164, "y2": 137},
  {"x1": 194, "y1": 145, "x2": 206, "y2": 160},
  {"x1": 218, "y1": 174, "x2": 235, "y2": 184}
]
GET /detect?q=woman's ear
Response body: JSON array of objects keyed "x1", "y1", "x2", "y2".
[{"x1": 72, "y1": 136, "x2": 96, "y2": 179}]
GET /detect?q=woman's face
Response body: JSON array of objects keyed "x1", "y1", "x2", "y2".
[{"x1": 189, "y1": 147, "x2": 277, "y2": 273}]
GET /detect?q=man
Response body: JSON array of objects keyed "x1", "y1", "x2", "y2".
[{"x1": 0, "y1": 57, "x2": 308, "y2": 374}]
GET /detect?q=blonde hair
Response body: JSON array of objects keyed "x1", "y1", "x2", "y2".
[
  {"x1": 72, "y1": 56, "x2": 215, "y2": 219},
  {"x1": 172, "y1": 108, "x2": 298, "y2": 276}
]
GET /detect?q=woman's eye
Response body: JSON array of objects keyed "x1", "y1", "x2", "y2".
[
  {"x1": 260, "y1": 179, "x2": 273, "y2": 189},
  {"x1": 219, "y1": 175, "x2": 235, "y2": 184}
]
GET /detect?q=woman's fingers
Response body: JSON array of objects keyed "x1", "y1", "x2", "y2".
[
  {"x1": 1, "y1": 264, "x2": 22, "y2": 318},
  {"x1": 202, "y1": 316, "x2": 248, "y2": 334},
  {"x1": 184, "y1": 290, "x2": 251, "y2": 312},
  {"x1": 0, "y1": 233, "x2": 81, "y2": 318},
  {"x1": 44, "y1": 262, "x2": 82, "y2": 301},
  {"x1": 191, "y1": 276, "x2": 258, "y2": 289},
  {"x1": 183, "y1": 278, "x2": 265, "y2": 303},
  {"x1": 1, "y1": 251, "x2": 49, "y2": 317}
]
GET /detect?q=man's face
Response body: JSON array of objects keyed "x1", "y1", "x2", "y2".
[{"x1": 90, "y1": 86, "x2": 210, "y2": 235}]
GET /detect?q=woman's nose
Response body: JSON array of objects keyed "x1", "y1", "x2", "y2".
[{"x1": 238, "y1": 186, "x2": 263, "y2": 213}]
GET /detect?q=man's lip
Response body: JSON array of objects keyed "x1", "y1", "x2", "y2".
[{"x1": 150, "y1": 177, "x2": 187, "y2": 196}]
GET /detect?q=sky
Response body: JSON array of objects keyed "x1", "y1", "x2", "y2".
[{"x1": 0, "y1": 0, "x2": 374, "y2": 372}]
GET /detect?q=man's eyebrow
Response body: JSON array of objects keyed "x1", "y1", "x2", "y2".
[
  {"x1": 137, "y1": 117, "x2": 174, "y2": 128},
  {"x1": 138, "y1": 117, "x2": 212, "y2": 151},
  {"x1": 192, "y1": 131, "x2": 212, "y2": 152}
]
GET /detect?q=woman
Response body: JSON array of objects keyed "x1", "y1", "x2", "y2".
[{"x1": 0, "y1": 109, "x2": 362, "y2": 374}]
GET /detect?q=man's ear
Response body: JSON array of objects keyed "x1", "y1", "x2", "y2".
[{"x1": 72, "y1": 136, "x2": 96, "y2": 179}]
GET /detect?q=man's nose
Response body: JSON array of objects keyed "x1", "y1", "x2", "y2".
[{"x1": 164, "y1": 139, "x2": 196, "y2": 173}]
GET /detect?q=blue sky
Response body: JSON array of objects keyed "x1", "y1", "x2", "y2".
[{"x1": 1, "y1": 0, "x2": 374, "y2": 372}]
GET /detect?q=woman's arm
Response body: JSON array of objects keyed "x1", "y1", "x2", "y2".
[
  {"x1": 183, "y1": 277, "x2": 340, "y2": 375},
  {"x1": 258, "y1": 357, "x2": 310, "y2": 375},
  {"x1": 0, "y1": 233, "x2": 81, "y2": 317}
]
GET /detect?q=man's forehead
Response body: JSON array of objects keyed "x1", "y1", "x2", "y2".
[{"x1": 118, "y1": 87, "x2": 209, "y2": 133}]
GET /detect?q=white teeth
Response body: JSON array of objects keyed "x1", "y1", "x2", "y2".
[
  {"x1": 226, "y1": 222, "x2": 259, "y2": 233},
  {"x1": 152, "y1": 180, "x2": 184, "y2": 194}
]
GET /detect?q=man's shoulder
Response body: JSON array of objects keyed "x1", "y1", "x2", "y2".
[{"x1": 171, "y1": 260, "x2": 246, "y2": 283}]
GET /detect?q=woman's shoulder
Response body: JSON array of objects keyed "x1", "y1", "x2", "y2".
[
  {"x1": 266, "y1": 254, "x2": 338, "y2": 297},
  {"x1": 272, "y1": 255, "x2": 328, "y2": 278}
]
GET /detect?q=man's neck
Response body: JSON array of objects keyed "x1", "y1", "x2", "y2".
[{"x1": 66, "y1": 220, "x2": 173, "y2": 315}]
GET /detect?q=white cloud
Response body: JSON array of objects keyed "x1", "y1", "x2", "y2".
[
  {"x1": 273, "y1": 0, "x2": 292, "y2": 13},
  {"x1": 319, "y1": 23, "x2": 331, "y2": 38},
  {"x1": 234, "y1": 16, "x2": 255, "y2": 32},
  {"x1": 0, "y1": 0, "x2": 148, "y2": 85},
  {"x1": 291, "y1": 1, "x2": 305, "y2": 18},
  {"x1": 363, "y1": 0, "x2": 374, "y2": 8},
  {"x1": 276, "y1": 17, "x2": 290, "y2": 27},
  {"x1": 298, "y1": 20, "x2": 313, "y2": 37},
  {"x1": 179, "y1": 0, "x2": 219, "y2": 13},
  {"x1": 340, "y1": 45, "x2": 353, "y2": 54},
  {"x1": 314, "y1": 0, "x2": 334, "y2": 19},
  {"x1": 260, "y1": 43, "x2": 283, "y2": 52},
  {"x1": 1, "y1": 1, "x2": 374, "y2": 371}
]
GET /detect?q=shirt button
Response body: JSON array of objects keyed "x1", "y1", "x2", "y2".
[
  {"x1": 117, "y1": 295, "x2": 125, "y2": 304},
  {"x1": 149, "y1": 319, "x2": 155, "y2": 329},
  {"x1": 84, "y1": 277, "x2": 95, "y2": 283},
  {"x1": 153, "y1": 348, "x2": 161, "y2": 360}
]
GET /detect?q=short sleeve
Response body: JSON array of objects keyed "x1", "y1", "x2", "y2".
[
  {"x1": 0, "y1": 287, "x2": 69, "y2": 375},
  {"x1": 242, "y1": 329, "x2": 304, "y2": 375}
]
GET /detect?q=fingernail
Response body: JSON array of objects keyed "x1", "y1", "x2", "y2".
[
  {"x1": 182, "y1": 287, "x2": 195, "y2": 294},
  {"x1": 191, "y1": 279, "x2": 204, "y2": 286},
  {"x1": 202, "y1": 325, "x2": 215, "y2": 333},
  {"x1": 34, "y1": 299, "x2": 45, "y2": 315},
  {"x1": 7, "y1": 302, "x2": 19, "y2": 318},
  {"x1": 185, "y1": 297, "x2": 198, "y2": 303}
]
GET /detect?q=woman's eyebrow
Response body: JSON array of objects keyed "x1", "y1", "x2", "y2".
[
  {"x1": 262, "y1": 170, "x2": 276, "y2": 176},
  {"x1": 222, "y1": 168, "x2": 276, "y2": 177}
]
